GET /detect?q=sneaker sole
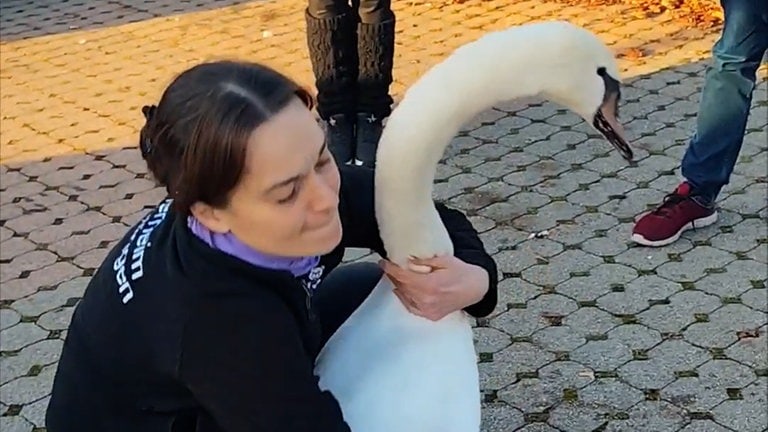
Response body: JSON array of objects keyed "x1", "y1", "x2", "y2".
[{"x1": 631, "y1": 212, "x2": 718, "y2": 247}]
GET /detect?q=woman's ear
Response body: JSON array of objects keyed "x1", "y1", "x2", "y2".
[{"x1": 190, "y1": 202, "x2": 231, "y2": 234}]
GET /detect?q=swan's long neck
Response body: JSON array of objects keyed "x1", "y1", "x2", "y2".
[{"x1": 374, "y1": 22, "x2": 587, "y2": 266}]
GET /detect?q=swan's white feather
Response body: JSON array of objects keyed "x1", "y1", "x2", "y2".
[{"x1": 315, "y1": 20, "x2": 620, "y2": 432}]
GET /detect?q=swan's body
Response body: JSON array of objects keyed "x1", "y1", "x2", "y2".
[{"x1": 315, "y1": 20, "x2": 631, "y2": 432}]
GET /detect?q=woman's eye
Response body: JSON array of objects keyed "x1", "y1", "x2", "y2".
[
  {"x1": 316, "y1": 157, "x2": 332, "y2": 170},
  {"x1": 277, "y1": 186, "x2": 299, "y2": 204}
]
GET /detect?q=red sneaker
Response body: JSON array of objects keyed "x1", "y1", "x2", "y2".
[{"x1": 632, "y1": 182, "x2": 718, "y2": 247}]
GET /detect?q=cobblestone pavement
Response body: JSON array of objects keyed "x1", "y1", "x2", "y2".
[{"x1": 1, "y1": 0, "x2": 767, "y2": 431}]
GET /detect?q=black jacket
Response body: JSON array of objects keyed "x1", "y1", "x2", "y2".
[{"x1": 45, "y1": 165, "x2": 498, "y2": 432}]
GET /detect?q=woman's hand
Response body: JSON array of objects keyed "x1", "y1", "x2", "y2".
[{"x1": 379, "y1": 255, "x2": 489, "y2": 321}]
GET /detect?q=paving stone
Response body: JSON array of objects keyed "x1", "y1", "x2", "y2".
[
  {"x1": 0, "y1": 363, "x2": 56, "y2": 405},
  {"x1": 546, "y1": 402, "x2": 613, "y2": 432},
  {"x1": 479, "y1": 343, "x2": 554, "y2": 391},
  {"x1": 20, "y1": 395, "x2": 48, "y2": 427},
  {"x1": 649, "y1": 339, "x2": 710, "y2": 371},
  {"x1": 0, "y1": 323, "x2": 48, "y2": 353},
  {"x1": 10, "y1": 277, "x2": 88, "y2": 317},
  {"x1": 639, "y1": 290, "x2": 721, "y2": 334},
  {"x1": 498, "y1": 378, "x2": 561, "y2": 413},
  {"x1": 564, "y1": 307, "x2": 620, "y2": 337},
  {"x1": 0, "y1": 415, "x2": 34, "y2": 432},
  {"x1": 606, "y1": 324, "x2": 662, "y2": 351},
  {"x1": 480, "y1": 403, "x2": 525, "y2": 432},
  {"x1": 538, "y1": 360, "x2": 595, "y2": 390},
  {"x1": 531, "y1": 325, "x2": 587, "y2": 353},
  {"x1": 474, "y1": 327, "x2": 512, "y2": 354},
  {"x1": 662, "y1": 376, "x2": 729, "y2": 411},
  {"x1": 0, "y1": 308, "x2": 21, "y2": 331},
  {"x1": 695, "y1": 272, "x2": 758, "y2": 298},
  {"x1": 618, "y1": 358, "x2": 677, "y2": 389},
  {"x1": 697, "y1": 360, "x2": 756, "y2": 389},
  {"x1": 725, "y1": 327, "x2": 767, "y2": 368},
  {"x1": 712, "y1": 378, "x2": 768, "y2": 432},
  {"x1": 571, "y1": 339, "x2": 633, "y2": 371},
  {"x1": 0, "y1": 237, "x2": 36, "y2": 263},
  {"x1": 677, "y1": 420, "x2": 735, "y2": 432},
  {"x1": 579, "y1": 378, "x2": 644, "y2": 410},
  {"x1": 597, "y1": 275, "x2": 679, "y2": 315},
  {"x1": 741, "y1": 288, "x2": 767, "y2": 312},
  {"x1": 514, "y1": 423, "x2": 560, "y2": 432},
  {"x1": 684, "y1": 304, "x2": 766, "y2": 347},
  {"x1": 0, "y1": 339, "x2": 62, "y2": 385},
  {"x1": 656, "y1": 246, "x2": 736, "y2": 282},
  {"x1": 604, "y1": 401, "x2": 688, "y2": 432}
]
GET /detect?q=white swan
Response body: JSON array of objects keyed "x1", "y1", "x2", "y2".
[{"x1": 315, "y1": 20, "x2": 633, "y2": 432}]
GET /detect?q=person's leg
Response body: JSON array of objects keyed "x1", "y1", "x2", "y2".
[
  {"x1": 632, "y1": 0, "x2": 767, "y2": 247},
  {"x1": 681, "y1": 0, "x2": 768, "y2": 204},
  {"x1": 314, "y1": 261, "x2": 383, "y2": 345},
  {"x1": 306, "y1": 0, "x2": 358, "y2": 165},
  {"x1": 353, "y1": 0, "x2": 396, "y2": 168}
]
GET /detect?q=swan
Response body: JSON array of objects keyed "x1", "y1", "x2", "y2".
[{"x1": 314, "y1": 20, "x2": 633, "y2": 432}]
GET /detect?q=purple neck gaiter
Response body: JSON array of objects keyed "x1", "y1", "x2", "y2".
[{"x1": 187, "y1": 216, "x2": 320, "y2": 277}]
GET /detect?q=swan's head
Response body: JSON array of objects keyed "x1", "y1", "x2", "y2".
[
  {"x1": 534, "y1": 24, "x2": 634, "y2": 161},
  {"x1": 586, "y1": 66, "x2": 633, "y2": 162}
]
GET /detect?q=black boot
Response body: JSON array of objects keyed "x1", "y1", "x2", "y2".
[
  {"x1": 355, "y1": 17, "x2": 396, "y2": 168},
  {"x1": 305, "y1": 9, "x2": 358, "y2": 164}
]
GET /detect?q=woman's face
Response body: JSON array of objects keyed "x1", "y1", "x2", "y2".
[{"x1": 193, "y1": 97, "x2": 342, "y2": 257}]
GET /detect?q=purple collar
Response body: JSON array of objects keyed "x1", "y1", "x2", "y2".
[{"x1": 187, "y1": 216, "x2": 320, "y2": 277}]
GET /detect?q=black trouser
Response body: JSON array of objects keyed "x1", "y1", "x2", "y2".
[
  {"x1": 314, "y1": 261, "x2": 383, "y2": 345},
  {"x1": 305, "y1": 0, "x2": 395, "y2": 119}
]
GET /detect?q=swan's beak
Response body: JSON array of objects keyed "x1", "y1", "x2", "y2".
[{"x1": 592, "y1": 94, "x2": 633, "y2": 161}]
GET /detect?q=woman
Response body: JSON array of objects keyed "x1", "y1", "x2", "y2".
[
  {"x1": 45, "y1": 60, "x2": 497, "y2": 432},
  {"x1": 305, "y1": 0, "x2": 395, "y2": 168}
]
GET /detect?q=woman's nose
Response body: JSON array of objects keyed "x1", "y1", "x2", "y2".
[{"x1": 308, "y1": 174, "x2": 339, "y2": 212}]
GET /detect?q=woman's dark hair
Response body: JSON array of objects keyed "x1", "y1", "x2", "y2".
[{"x1": 139, "y1": 60, "x2": 314, "y2": 215}]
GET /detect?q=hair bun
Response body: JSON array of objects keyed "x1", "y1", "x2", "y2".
[{"x1": 139, "y1": 105, "x2": 157, "y2": 158}]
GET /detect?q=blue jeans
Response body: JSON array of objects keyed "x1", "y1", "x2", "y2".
[{"x1": 682, "y1": 0, "x2": 768, "y2": 206}]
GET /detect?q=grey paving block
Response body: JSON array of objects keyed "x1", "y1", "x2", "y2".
[
  {"x1": 474, "y1": 327, "x2": 512, "y2": 354},
  {"x1": 570, "y1": 339, "x2": 632, "y2": 371},
  {"x1": 684, "y1": 304, "x2": 766, "y2": 347},
  {"x1": 656, "y1": 246, "x2": 736, "y2": 282},
  {"x1": 712, "y1": 378, "x2": 768, "y2": 432},
  {"x1": 663, "y1": 376, "x2": 728, "y2": 411},
  {"x1": 741, "y1": 288, "x2": 767, "y2": 312},
  {"x1": 10, "y1": 277, "x2": 88, "y2": 317},
  {"x1": 696, "y1": 272, "x2": 756, "y2": 298},
  {"x1": 498, "y1": 378, "x2": 561, "y2": 413},
  {"x1": 698, "y1": 360, "x2": 757, "y2": 388},
  {"x1": 539, "y1": 361, "x2": 595, "y2": 389},
  {"x1": 20, "y1": 395, "x2": 48, "y2": 427},
  {"x1": 480, "y1": 402, "x2": 525, "y2": 432},
  {"x1": 0, "y1": 308, "x2": 21, "y2": 331},
  {"x1": 607, "y1": 324, "x2": 662, "y2": 351},
  {"x1": 648, "y1": 339, "x2": 709, "y2": 370},
  {"x1": 547, "y1": 402, "x2": 613, "y2": 431},
  {"x1": 563, "y1": 307, "x2": 619, "y2": 337},
  {"x1": 531, "y1": 325, "x2": 587, "y2": 353},
  {"x1": 0, "y1": 363, "x2": 56, "y2": 405},
  {"x1": 677, "y1": 420, "x2": 736, "y2": 432},
  {"x1": 0, "y1": 339, "x2": 62, "y2": 385},
  {"x1": 0, "y1": 415, "x2": 34, "y2": 432},
  {"x1": 514, "y1": 423, "x2": 560, "y2": 432},
  {"x1": 639, "y1": 290, "x2": 721, "y2": 334},
  {"x1": 579, "y1": 378, "x2": 644, "y2": 410},
  {"x1": 618, "y1": 359, "x2": 677, "y2": 389},
  {"x1": 725, "y1": 328, "x2": 767, "y2": 368},
  {"x1": 0, "y1": 323, "x2": 48, "y2": 353},
  {"x1": 604, "y1": 401, "x2": 689, "y2": 432},
  {"x1": 597, "y1": 275, "x2": 678, "y2": 315}
]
